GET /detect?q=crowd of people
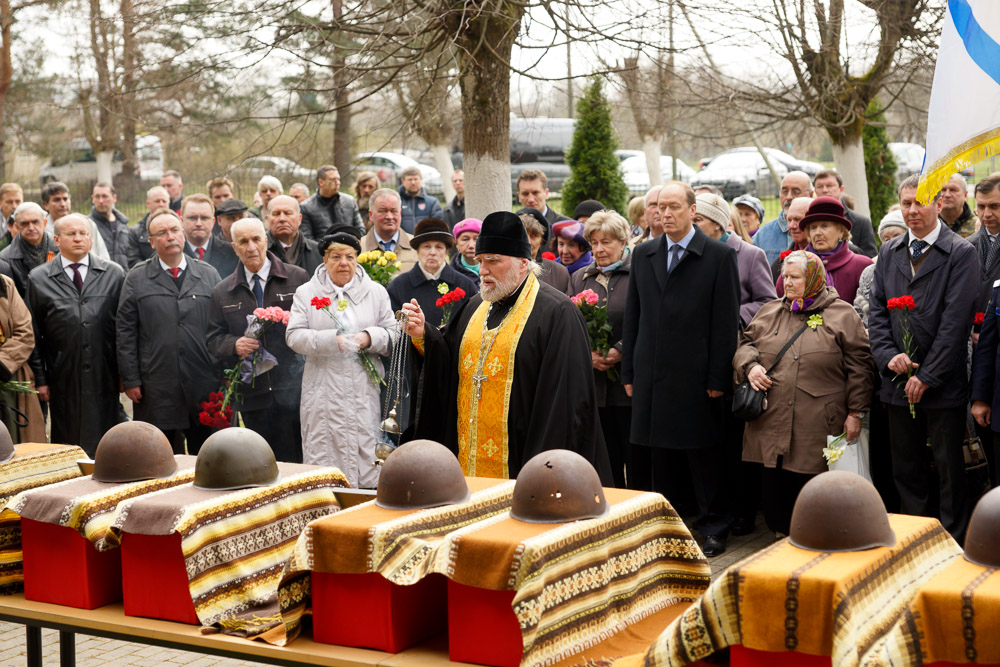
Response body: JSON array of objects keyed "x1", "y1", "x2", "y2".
[{"x1": 0, "y1": 157, "x2": 997, "y2": 558}]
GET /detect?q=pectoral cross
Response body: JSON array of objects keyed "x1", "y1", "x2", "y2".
[{"x1": 472, "y1": 372, "x2": 488, "y2": 403}]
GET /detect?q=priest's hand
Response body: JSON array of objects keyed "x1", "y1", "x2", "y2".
[
  {"x1": 234, "y1": 337, "x2": 260, "y2": 358},
  {"x1": 401, "y1": 299, "x2": 425, "y2": 338}
]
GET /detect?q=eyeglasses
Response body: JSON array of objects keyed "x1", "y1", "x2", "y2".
[{"x1": 150, "y1": 226, "x2": 183, "y2": 238}]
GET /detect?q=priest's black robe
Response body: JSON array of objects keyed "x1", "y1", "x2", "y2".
[{"x1": 405, "y1": 274, "x2": 612, "y2": 483}]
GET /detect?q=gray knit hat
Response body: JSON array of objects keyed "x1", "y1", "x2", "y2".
[
  {"x1": 695, "y1": 193, "x2": 731, "y2": 232},
  {"x1": 877, "y1": 209, "x2": 907, "y2": 241},
  {"x1": 732, "y1": 194, "x2": 765, "y2": 223}
]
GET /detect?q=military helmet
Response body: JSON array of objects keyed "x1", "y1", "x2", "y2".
[
  {"x1": 510, "y1": 449, "x2": 608, "y2": 523},
  {"x1": 964, "y1": 487, "x2": 1000, "y2": 567},
  {"x1": 92, "y1": 421, "x2": 177, "y2": 483},
  {"x1": 193, "y1": 427, "x2": 279, "y2": 491},
  {"x1": 789, "y1": 471, "x2": 896, "y2": 552},
  {"x1": 375, "y1": 439, "x2": 469, "y2": 510},
  {"x1": 0, "y1": 421, "x2": 13, "y2": 464}
]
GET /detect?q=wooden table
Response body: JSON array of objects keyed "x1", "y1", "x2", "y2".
[{"x1": 0, "y1": 593, "x2": 476, "y2": 667}]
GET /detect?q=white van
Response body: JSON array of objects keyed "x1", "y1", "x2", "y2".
[{"x1": 38, "y1": 135, "x2": 164, "y2": 185}]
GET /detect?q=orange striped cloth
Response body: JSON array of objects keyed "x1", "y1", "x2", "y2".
[
  {"x1": 0, "y1": 443, "x2": 86, "y2": 594},
  {"x1": 641, "y1": 515, "x2": 962, "y2": 666},
  {"x1": 870, "y1": 557, "x2": 1000, "y2": 665}
]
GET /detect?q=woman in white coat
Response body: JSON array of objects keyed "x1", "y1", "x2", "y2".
[{"x1": 286, "y1": 226, "x2": 396, "y2": 487}]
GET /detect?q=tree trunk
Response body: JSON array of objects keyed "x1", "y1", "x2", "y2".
[
  {"x1": 330, "y1": 0, "x2": 351, "y2": 177},
  {"x1": 642, "y1": 137, "x2": 661, "y2": 186},
  {"x1": 117, "y1": 0, "x2": 138, "y2": 191},
  {"x1": 455, "y1": 12, "x2": 522, "y2": 220},
  {"x1": 0, "y1": 0, "x2": 12, "y2": 182},
  {"x1": 432, "y1": 144, "x2": 455, "y2": 202},
  {"x1": 832, "y1": 135, "x2": 870, "y2": 219},
  {"x1": 96, "y1": 151, "x2": 114, "y2": 184}
]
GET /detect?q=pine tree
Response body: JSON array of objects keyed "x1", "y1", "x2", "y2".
[
  {"x1": 562, "y1": 78, "x2": 628, "y2": 216},
  {"x1": 863, "y1": 98, "x2": 898, "y2": 234}
]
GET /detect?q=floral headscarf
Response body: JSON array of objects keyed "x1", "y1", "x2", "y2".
[{"x1": 782, "y1": 250, "x2": 828, "y2": 312}]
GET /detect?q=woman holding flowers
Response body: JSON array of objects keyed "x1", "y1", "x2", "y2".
[
  {"x1": 733, "y1": 250, "x2": 872, "y2": 535},
  {"x1": 286, "y1": 225, "x2": 397, "y2": 487},
  {"x1": 387, "y1": 218, "x2": 477, "y2": 328},
  {"x1": 568, "y1": 210, "x2": 635, "y2": 489}
]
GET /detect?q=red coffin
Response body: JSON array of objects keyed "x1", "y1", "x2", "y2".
[
  {"x1": 21, "y1": 518, "x2": 122, "y2": 609},
  {"x1": 121, "y1": 532, "x2": 199, "y2": 625},
  {"x1": 311, "y1": 571, "x2": 447, "y2": 653},
  {"x1": 447, "y1": 580, "x2": 522, "y2": 667}
]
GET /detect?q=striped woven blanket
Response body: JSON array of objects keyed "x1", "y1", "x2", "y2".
[
  {"x1": 641, "y1": 514, "x2": 961, "y2": 667},
  {"x1": 103, "y1": 462, "x2": 348, "y2": 638},
  {"x1": 867, "y1": 556, "x2": 1000, "y2": 666},
  {"x1": 0, "y1": 443, "x2": 86, "y2": 593},
  {"x1": 270, "y1": 477, "x2": 516, "y2": 645},
  {"x1": 6, "y1": 455, "x2": 197, "y2": 551},
  {"x1": 441, "y1": 488, "x2": 710, "y2": 667}
]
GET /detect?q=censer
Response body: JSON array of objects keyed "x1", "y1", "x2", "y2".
[{"x1": 374, "y1": 310, "x2": 410, "y2": 466}]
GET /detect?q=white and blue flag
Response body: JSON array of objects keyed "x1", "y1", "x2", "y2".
[{"x1": 919, "y1": 0, "x2": 1000, "y2": 203}]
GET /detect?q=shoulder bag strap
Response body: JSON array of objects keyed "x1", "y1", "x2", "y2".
[{"x1": 763, "y1": 322, "x2": 811, "y2": 376}]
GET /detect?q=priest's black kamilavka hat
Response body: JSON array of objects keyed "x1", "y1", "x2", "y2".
[{"x1": 476, "y1": 211, "x2": 532, "y2": 259}]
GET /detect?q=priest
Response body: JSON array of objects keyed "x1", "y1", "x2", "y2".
[{"x1": 401, "y1": 210, "x2": 611, "y2": 482}]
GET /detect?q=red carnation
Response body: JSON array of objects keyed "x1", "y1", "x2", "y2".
[
  {"x1": 542, "y1": 251, "x2": 556, "y2": 261},
  {"x1": 975, "y1": 312, "x2": 986, "y2": 326},
  {"x1": 311, "y1": 296, "x2": 331, "y2": 310},
  {"x1": 455, "y1": 288, "x2": 466, "y2": 299},
  {"x1": 199, "y1": 411, "x2": 212, "y2": 426},
  {"x1": 779, "y1": 250, "x2": 793, "y2": 260},
  {"x1": 435, "y1": 297, "x2": 444, "y2": 308}
]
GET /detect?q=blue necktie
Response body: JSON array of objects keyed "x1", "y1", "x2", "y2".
[
  {"x1": 380, "y1": 240, "x2": 395, "y2": 253},
  {"x1": 667, "y1": 244, "x2": 684, "y2": 274},
  {"x1": 251, "y1": 274, "x2": 263, "y2": 308},
  {"x1": 910, "y1": 239, "x2": 928, "y2": 260}
]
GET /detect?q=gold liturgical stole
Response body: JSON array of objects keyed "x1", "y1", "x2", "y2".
[{"x1": 456, "y1": 273, "x2": 538, "y2": 478}]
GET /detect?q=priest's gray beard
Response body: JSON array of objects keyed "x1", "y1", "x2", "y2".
[{"x1": 480, "y1": 269, "x2": 523, "y2": 302}]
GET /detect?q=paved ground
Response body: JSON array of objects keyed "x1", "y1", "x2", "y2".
[{"x1": 0, "y1": 513, "x2": 776, "y2": 665}]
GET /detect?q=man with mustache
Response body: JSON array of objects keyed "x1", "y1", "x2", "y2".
[
  {"x1": 401, "y1": 210, "x2": 611, "y2": 481},
  {"x1": 116, "y1": 208, "x2": 222, "y2": 455}
]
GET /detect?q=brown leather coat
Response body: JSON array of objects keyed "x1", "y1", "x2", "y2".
[{"x1": 733, "y1": 287, "x2": 873, "y2": 474}]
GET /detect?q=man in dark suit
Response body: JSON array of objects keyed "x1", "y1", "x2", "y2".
[
  {"x1": 117, "y1": 208, "x2": 222, "y2": 455},
  {"x1": 516, "y1": 169, "x2": 570, "y2": 229},
  {"x1": 622, "y1": 181, "x2": 740, "y2": 556},
  {"x1": 870, "y1": 174, "x2": 978, "y2": 541},
  {"x1": 206, "y1": 217, "x2": 309, "y2": 463},
  {"x1": 27, "y1": 213, "x2": 125, "y2": 456},
  {"x1": 970, "y1": 173, "x2": 1000, "y2": 484},
  {"x1": 181, "y1": 193, "x2": 237, "y2": 279}
]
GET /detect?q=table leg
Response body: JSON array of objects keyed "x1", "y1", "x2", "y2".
[
  {"x1": 25, "y1": 624, "x2": 41, "y2": 667},
  {"x1": 59, "y1": 630, "x2": 75, "y2": 667}
]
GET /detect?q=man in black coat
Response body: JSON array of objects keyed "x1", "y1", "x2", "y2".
[
  {"x1": 266, "y1": 195, "x2": 322, "y2": 277},
  {"x1": 387, "y1": 218, "x2": 478, "y2": 327},
  {"x1": 207, "y1": 217, "x2": 308, "y2": 463},
  {"x1": 117, "y1": 208, "x2": 222, "y2": 455},
  {"x1": 88, "y1": 182, "x2": 131, "y2": 269},
  {"x1": 180, "y1": 193, "x2": 238, "y2": 279},
  {"x1": 0, "y1": 203, "x2": 55, "y2": 298},
  {"x1": 622, "y1": 181, "x2": 740, "y2": 556},
  {"x1": 299, "y1": 165, "x2": 364, "y2": 239},
  {"x1": 870, "y1": 175, "x2": 979, "y2": 541},
  {"x1": 516, "y1": 169, "x2": 570, "y2": 229},
  {"x1": 443, "y1": 170, "x2": 465, "y2": 229},
  {"x1": 968, "y1": 174, "x2": 1000, "y2": 321},
  {"x1": 28, "y1": 214, "x2": 125, "y2": 456}
]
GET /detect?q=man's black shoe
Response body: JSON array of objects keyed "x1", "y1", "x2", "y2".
[
  {"x1": 731, "y1": 515, "x2": 755, "y2": 536},
  {"x1": 702, "y1": 535, "x2": 726, "y2": 557}
]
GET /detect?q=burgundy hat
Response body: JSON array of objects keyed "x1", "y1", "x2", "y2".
[
  {"x1": 410, "y1": 217, "x2": 455, "y2": 249},
  {"x1": 798, "y1": 196, "x2": 852, "y2": 232}
]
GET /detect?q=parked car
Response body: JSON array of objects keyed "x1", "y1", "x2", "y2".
[
  {"x1": 352, "y1": 151, "x2": 444, "y2": 197},
  {"x1": 620, "y1": 155, "x2": 697, "y2": 194},
  {"x1": 228, "y1": 156, "x2": 313, "y2": 184},
  {"x1": 698, "y1": 147, "x2": 824, "y2": 178},
  {"x1": 889, "y1": 142, "x2": 973, "y2": 184},
  {"x1": 614, "y1": 149, "x2": 645, "y2": 162},
  {"x1": 691, "y1": 149, "x2": 789, "y2": 199},
  {"x1": 38, "y1": 135, "x2": 163, "y2": 186}
]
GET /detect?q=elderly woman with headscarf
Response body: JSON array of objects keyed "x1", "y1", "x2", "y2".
[
  {"x1": 777, "y1": 196, "x2": 873, "y2": 304},
  {"x1": 568, "y1": 209, "x2": 635, "y2": 488},
  {"x1": 734, "y1": 250, "x2": 872, "y2": 535},
  {"x1": 693, "y1": 193, "x2": 776, "y2": 328},
  {"x1": 286, "y1": 225, "x2": 397, "y2": 487}
]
